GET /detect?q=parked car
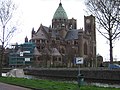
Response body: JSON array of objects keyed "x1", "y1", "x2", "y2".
[{"x1": 109, "y1": 64, "x2": 120, "y2": 69}]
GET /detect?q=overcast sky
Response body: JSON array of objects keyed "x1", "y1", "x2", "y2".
[{"x1": 8, "y1": 0, "x2": 120, "y2": 61}]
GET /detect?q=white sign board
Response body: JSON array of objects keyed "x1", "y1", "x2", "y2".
[
  {"x1": 20, "y1": 52, "x2": 23, "y2": 56},
  {"x1": 23, "y1": 51, "x2": 30, "y2": 53},
  {"x1": 75, "y1": 57, "x2": 83, "y2": 64},
  {"x1": 25, "y1": 58, "x2": 30, "y2": 61}
]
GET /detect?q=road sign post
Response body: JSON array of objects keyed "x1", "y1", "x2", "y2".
[{"x1": 75, "y1": 57, "x2": 84, "y2": 88}]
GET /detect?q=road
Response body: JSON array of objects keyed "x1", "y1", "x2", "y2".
[{"x1": 0, "y1": 82, "x2": 32, "y2": 90}]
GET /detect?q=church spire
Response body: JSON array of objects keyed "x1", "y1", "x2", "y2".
[{"x1": 59, "y1": 0, "x2": 62, "y2": 6}]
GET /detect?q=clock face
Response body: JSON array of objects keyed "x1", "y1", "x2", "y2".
[{"x1": 86, "y1": 19, "x2": 90, "y2": 24}]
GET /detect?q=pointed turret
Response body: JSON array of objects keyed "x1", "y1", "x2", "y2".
[
  {"x1": 25, "y1": 36, "x2": 28, "y2": 42},
  {"x1": 31, "y1": 27, "x2": 35, "y2": 38}
]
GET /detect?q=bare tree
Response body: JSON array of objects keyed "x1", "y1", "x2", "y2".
[
  {"x1": 0, "y1": 0, "x2": 17, "y2": 76},
  {"x1": 85, "y1": 0, "x2": 120, "y2": 64}
]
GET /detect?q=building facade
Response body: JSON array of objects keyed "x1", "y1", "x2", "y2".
[
  {"x1": 31, "y1": 2, "x2": 96, "y2": 67},
  {"x1": 9, "y1": 38, "x2": 35, "y2": 67}
]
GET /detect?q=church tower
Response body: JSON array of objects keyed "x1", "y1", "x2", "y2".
[
  {"x1": 52, "y1": 2, "x2": 68, "y2": 38},
  {"x1": 52, "y1": 2, "x2": 68, "y2": 29},
  {"x1": 84, "y1": 15, "x2": 96, "y2": 42},
  {"x1": 84, "y1": 15, "x2": 96, "y2": 67}
]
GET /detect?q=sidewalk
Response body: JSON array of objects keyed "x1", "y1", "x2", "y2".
[{"x1": 0, "y1": 82, "x2": 32, "y2": 90}]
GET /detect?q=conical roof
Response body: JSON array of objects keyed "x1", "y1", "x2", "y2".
[
  {"x1": 51, "y1": 48, "x2": 61, "y2": 56},
  {"x1": 53, "y1": 3, "x2": 68, "y2": 19},
  {"x1": 33, "y1": 47, "x2": 41, "y2": 56}
]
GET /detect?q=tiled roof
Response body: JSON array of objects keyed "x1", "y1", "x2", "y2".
[
  {"x1": 53, "y1": 3, "x2": 68, "y2": 19},
  {"x1": 65, "y1": 29, "x2": 83, "y2": 40},
  {"x1": 42, "y1": 26, "x2": 49, "y2": 33},
  {"x1": 32, "y1": 25, "x2": 48, "y2": 39},
  {"x1": 65, "y1": 29, "x2": 79, "y2": 40}
]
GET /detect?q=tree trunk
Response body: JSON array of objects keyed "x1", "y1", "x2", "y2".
[
  {"x1": 0, "y1": 51, "x2": 2, "y2": 77},
  {"x1": 0, "y1": 45, "x2": 4, "y2": 77},
  {"x1": 109, "y1": 39, "x2": 113, "y2": 64},
  {"x1": 109, "y1": 15, "x2": 113, "y2": 64}
]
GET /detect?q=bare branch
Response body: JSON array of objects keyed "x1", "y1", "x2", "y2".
[
  {"x1": 4, "y1": 27, "x2": 16, "y2": 43},
  {"x1": 0, "y1": 0, "x2": 18, "y2": 76},
  {"x1": 0, "y1": 0, "x2": 16, "y2": 46},
  {"x1": 85, "y1": 0, "x2": 120, "y2": 63},
  {"x1": 0, "y1": 39, "x2": 2, "y2": 43},
  {"x1": 97, "y1": 28, "x2": 109, "y2": 40}
]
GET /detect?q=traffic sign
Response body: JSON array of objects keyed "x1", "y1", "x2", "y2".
[{"x1": 75, "y1": 57, "x2": 83, "y2": 64}]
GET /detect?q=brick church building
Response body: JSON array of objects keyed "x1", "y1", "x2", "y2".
[{"x1": 31, "y1": 2, "x2": 96, "y2": 67}]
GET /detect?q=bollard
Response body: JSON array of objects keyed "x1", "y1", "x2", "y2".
[{"x1": 77, "y1": 74, "x2": 84, "y2": 88}]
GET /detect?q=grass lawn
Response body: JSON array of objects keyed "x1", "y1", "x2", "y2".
[{"x1": 0, "y1": 77, "x2": 119, "y2": 90}]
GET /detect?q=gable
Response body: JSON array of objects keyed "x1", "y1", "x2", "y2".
[{"x1": 32, "y1": 25, "x2": 48, "y2": 40}]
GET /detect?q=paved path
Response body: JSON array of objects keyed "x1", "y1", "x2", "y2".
[{"x1": 0, "y1": 82, "x2": 32, "y2": 90}]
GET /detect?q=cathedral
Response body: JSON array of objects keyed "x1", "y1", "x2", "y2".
[{"x1": 31, "y1": 2, "x2": 96, "y2": 67}]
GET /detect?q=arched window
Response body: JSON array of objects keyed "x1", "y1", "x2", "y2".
[{"x1": 84, "y1": 42, "x2": 87, "y2": 55}]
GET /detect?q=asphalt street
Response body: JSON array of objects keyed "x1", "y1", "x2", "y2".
[{"x1": 0, "y1": 82, "x2": 32, "y2": 90}]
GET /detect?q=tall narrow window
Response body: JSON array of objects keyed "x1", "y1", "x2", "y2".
[{"x1": 84, "y1": 42, "x2": 87, "y2": 55}]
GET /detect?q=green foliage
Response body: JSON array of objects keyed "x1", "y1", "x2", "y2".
[{"x1": 0, "y1": 77, "x2": 119, "y2": 90}]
